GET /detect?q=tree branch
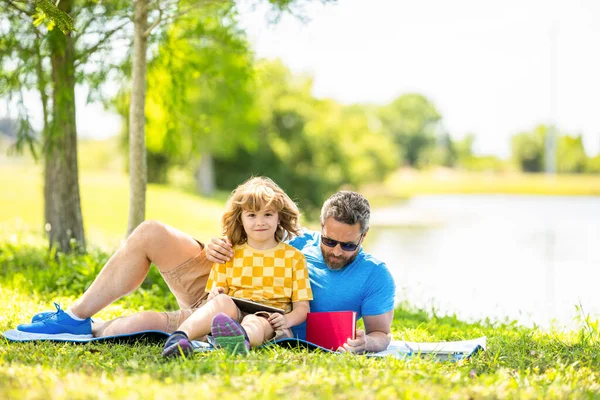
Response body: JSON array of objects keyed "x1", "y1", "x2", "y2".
[
  {"x1": 73, "y1": 14, "x2": 98, "y2": 41},
  {"x1": 144, "y1": 2, "x2": 163, "y2": 37},
  {"x1": 4, "y1": 0, "x2": 35, "y2": 17},
  {"x1": 74, "y1": 19, "x2": 130, "y2": 67}
]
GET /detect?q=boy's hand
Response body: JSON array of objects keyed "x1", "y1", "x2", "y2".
[
  {"x1": 268, "y1": 313, "x2": 288, "y2": 330},
  {"x1": 206, "y1": 237, "x2": 234, "y2": 264},
  {"x1": 207, "y1": 286, "x2": 225, "y2": 301}
]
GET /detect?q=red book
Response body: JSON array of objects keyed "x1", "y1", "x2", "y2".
[{"x1": 306, "y1": 311, "x2": 357, "y2": 351}]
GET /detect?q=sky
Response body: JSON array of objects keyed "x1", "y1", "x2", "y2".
[
  {"x1": 237, "y1": 0, "x2": 600, "y2": 156},
  {"x1": 6, "y1": 0, "x2": 600, "y2": 158}
]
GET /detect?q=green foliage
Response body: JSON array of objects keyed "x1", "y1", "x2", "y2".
[
  {"x1": 34, "y1": 0, "x2": 76, "y2": 34},
  {"x1": 214, "y1": 60, "x2": 398, "y2": 215},
  {"x1": 378, "y1": 94, "x2": 442, "y2": 167},
  {"x1": 511, "y1": 125, "x2": 547, "y2": 172},
  {"x1": 587, "y1": 155, "x2": 600, "y2": 173},
  {"x1": 557, "y1": 134, "x2": 588, "y2": 173},
  {"x1": 115, "y1": 1, "x2": 257, "y2": 184},
  {"x1": 511, "y1": 125, "x2": 593, "y2": 174}
]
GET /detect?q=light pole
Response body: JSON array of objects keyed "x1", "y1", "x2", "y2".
[{"x1": 545, "y1": 23, "x2": 558, "y2": 175}]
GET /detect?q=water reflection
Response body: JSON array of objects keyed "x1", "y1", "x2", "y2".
[{"x1": 367, "y1": 195, "x2": 600, "y2": 328}]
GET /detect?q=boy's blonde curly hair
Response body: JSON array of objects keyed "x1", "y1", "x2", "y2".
[{"x1": 222, "y1": 176, "x2": 301, "y2": 246}]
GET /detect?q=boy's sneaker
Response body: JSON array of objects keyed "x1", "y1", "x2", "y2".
[
  {"x1": 162, "y1": 331, "x2": 194, "y2": 358},
  {"x1": 211, "y1": 312, "x2": 250, "y2": 355},
  {"x1": 17, "y1": 303, "x2": 92, "y2": 337}
]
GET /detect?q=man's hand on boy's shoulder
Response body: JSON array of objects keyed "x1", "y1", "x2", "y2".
[{"x1": 206, "y1": 237, "x2": 234, "y2": 264}]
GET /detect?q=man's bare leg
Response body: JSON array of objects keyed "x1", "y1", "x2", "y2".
[
  {"x1": 92, "y1": 312, "x2": 168, "y2": 336},
  {"x1": 69, "y1": 220, "x2": 201, "y2": 320}
]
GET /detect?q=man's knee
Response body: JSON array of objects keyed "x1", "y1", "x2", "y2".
[{"x1": 131, "y1": 220, "x2": 168, "y2": 240}]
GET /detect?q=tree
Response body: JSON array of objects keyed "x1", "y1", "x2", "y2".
[
  {"x1": 556, "y1": 134, "x2": 587, "y2": 173},
  {"x1": 511, "y1": 125, "x2": 546, "y2": 172},
  {"x1": 124, "y1": 0, "x2": 332, "y2": 233},
  {"x1": 127, "y1": 0, "x2": 150, "y2": 235},
  {"x1": 378, "y1": 94, "x2": 441, "y2": 167},
  {"x1": 113, "y1": 1, "x2": 257, "y2": 193},
  {"x1": 511, "y1": 125, "x2": 590, "y2": 174},
  {"x1": 1, "y1": 0, "x2": 132, "y2": 251},
  {"x1": 214, "y1": 60, "x2": 398, "y2": 214}
]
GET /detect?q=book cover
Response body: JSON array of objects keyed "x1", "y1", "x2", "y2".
[{"x1": 306, "y1": 311, "x2": 356, "y2": 351}]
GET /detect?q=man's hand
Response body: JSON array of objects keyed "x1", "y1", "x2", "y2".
[
  {"x1": 268, "y1": 313, "x2": 289, "y2": 330},
  {"x1": 206, "y1": 237, "x2": 234, "y2": 264},
  {"x1": 207, "y1": 286, "x2": 225, "y2": 301},
  {"x1": 337, "y1": 329, "x2": 367, "y2": 354}
]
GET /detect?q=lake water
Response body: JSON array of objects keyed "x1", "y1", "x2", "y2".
[{"x1": 368, "y1": 195, "x2": 600, "y2": 329}]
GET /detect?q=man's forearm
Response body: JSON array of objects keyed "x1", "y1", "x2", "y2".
[{"x1": 365, "y1": 331, "x2": 391, "y2": 353}]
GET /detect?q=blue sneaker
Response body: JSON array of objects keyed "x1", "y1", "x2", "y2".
[
  {"x1": 211, "y1": 313, "x2": 250, "y2": 355},
  {"x1": 17, "y1": 303, "x2": 92, "y2": 337},
  {"x1": 162, "y1": 331, "x2": 194, "y2": 358},
  {"x1": 32, "y1": 311, "x2": 54, "y2": 323},
  {"x1": 31, "y1": 302, "x2": 61, "y2": 323}
]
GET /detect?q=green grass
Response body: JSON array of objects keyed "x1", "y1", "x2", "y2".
[
  {"x1": 1, "y1": 237, "x2": 599, "y2": 399},
  {"x1": 2, "y1": 162, "x2": 600, "y2": 397},
  {"x1": 384, "y1": 169, "x2": 600, "y2": 197}
]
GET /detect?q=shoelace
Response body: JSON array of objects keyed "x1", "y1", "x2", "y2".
[{"x1": 38, "y1": 303, "x2": 94, "y2": 323}]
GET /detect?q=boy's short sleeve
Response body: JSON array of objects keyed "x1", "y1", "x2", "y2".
[
  {"x1": 205, "y1": 261, "x2": 229, "y2": 293},
  {"x1": 291, "y1": 254, "x2": 313, "y2": 302}
]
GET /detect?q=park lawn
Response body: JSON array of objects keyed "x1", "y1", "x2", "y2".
[
  {"x1": 1, "y1": 237, "x2": 599, "y2": 399},
  {"x1": 0, "y1": 165, "x2": 225, "y2": 248},
  {"x1": 1, "y1": 163, "x2": 600, "y2": 398},
  {"x1": 383, "y1": 169, "x2": 600, "y2": 197},
  {"x1": 3, "y1": 164, "x2": 600, "y2": 248}
]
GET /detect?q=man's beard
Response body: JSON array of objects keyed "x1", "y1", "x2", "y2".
[{"x1": 323, "y1": 249, "x2": 359, "y2": 270}]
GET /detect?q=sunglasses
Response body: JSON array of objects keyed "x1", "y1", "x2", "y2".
[{"x1": 320, "y1": 233, "x2": 364, "y2": 251}]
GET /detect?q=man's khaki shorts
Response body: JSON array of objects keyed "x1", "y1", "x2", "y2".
[{"x1": 159, "y1": 241, "x2": 212, "y2": 332}]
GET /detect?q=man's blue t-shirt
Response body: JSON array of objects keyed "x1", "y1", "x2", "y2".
[{"x1": 287, "y1": 230, "x2": 396, "y2": 339}]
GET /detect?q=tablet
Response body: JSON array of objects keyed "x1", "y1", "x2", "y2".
[{"x1": 229, "y1": 296, "x2": 286, "y2": 315}]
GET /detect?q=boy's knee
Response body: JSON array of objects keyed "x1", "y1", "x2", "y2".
[{"x1": 212, "y1": 294, "x2": 237, "y2": 314}]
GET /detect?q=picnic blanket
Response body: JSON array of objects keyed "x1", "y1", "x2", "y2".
[{"x1": 2, "y1": 329, "x2": 486, "y2": 361}]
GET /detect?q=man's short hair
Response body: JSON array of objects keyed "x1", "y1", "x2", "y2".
[{"x1": 320, "y1": 191, "x2": 370, "y2": 233}]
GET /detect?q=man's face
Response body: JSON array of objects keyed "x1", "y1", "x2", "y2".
[{"x1": 320, "y1": 217, "x2": 367, "y2": 270}]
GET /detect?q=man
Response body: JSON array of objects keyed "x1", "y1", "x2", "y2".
[
  {"x1": 17, "y1": 191, "x2": 395, "y2": 353},
  {"x1": 206, "y1": 191, "x2": 395, "y2": 353}
]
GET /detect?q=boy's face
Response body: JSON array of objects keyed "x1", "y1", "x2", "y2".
[
  {"x1": 320, "y1": 217, "x2": 366, "y2": 270},
  {"x1": 241, "y1": 207, "x2": 280, "y2": 249}
]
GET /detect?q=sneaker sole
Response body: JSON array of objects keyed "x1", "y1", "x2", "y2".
[
  {"x1": 162, "y1": 339, "x2": 194, "y2": 358},
  {"x1": 214, "y1": 335, "x2": 249, "y2": 355},
  {"x1": 4, "y1": 330, "x2": 94, "y2": 341},
  {"x1": 211, "y1": 315, "x2": 250, "y2": 355}
]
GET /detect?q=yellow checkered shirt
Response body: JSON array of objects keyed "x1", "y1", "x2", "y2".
[{"x1": 206, "y1": 242, "x2": 313, "y2": 313}]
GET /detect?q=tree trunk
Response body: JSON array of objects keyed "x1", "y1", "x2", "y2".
[
  {"x1": 127, "y1": 0, "x2": 149, "y2": 236},
  {"x1": 45, "y1": 0, "x2": 85, "y2": 252},
  {"x1": 196, "y1": 152, "x2": 215, "y2": 196}
]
